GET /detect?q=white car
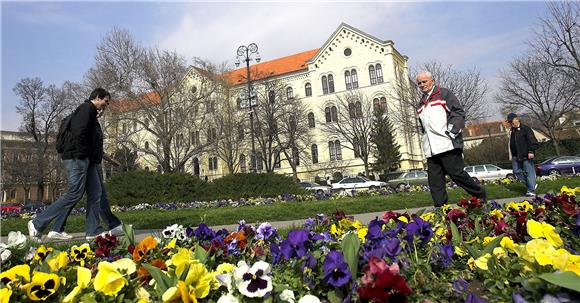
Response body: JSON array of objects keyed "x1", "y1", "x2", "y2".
[
  {"x1": 464, "y1": 164, "x2": 515, "y2": 181},
  {"x1": 331, "y1": 176, "x2": 387, "y2": 191},
  {"x1": 299, "y1": 182, "x2": 331, "y2": 194}
]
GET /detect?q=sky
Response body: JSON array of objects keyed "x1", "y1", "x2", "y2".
[{"x1": 1, "y1": 1, "x2": 550, "y2": 131}]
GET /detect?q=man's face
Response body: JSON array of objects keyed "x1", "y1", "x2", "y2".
[
  {"x1": 94, "y1": 97, "x2": 110, "y2": 110},
  {"x1": 416, "y1": 74, "x2": 434, "y2": 94},
  {"x1": 510, "y1": 117, "x2": 520, "y2": 127}
]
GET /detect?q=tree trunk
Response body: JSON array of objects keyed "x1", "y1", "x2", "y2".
[{"x1": 552, "y1": 138, "x2": 561, "y2": 156}]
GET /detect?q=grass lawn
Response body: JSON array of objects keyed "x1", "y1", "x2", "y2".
[{"x1": 2, "y1": 177, "x2": 578, "y2": 236}]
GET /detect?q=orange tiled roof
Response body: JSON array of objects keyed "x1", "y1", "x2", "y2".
[
  {"x1": 224, "y1": 48, "x2": 319, "y2": 85},
  {"x1": 109, "y1": 91, "x2": 160, "y2": 113},
  {"x1": 463, "y1": 121, "x2": 507, "y2": 138}
]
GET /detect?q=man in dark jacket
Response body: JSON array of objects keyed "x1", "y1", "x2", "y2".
[
  {"x1": 28, "y1": 88, "x2": 109, "y2": 240},
  {"x1": 507, "y1": 113, "x2": 539, "y2": 196},
  {"x1": 416, "y1": 71, "x2": 486, "y2": 207}
]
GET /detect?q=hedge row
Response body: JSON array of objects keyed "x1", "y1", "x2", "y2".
[{"x1": 104, "y1": 171, "x2": 305, "y2": 206}]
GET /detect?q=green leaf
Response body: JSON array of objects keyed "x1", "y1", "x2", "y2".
[
  {"x1": 122, "y1": 224, "x2": 135, "y2": 246},
  {"x1": 327, "y1": 289, "x2": 343, "y2": 303},
  {"x1": 539, "y1": 272, "x2": 580, "y2": 292},
  {"x1": 142, "y1": 263, "x2": 172, "y2": 293},
  {"x1": 179, "y1": 263, "x2": 190, "y2": 282},
  {"x1": 80, "y1": 293, "x2": 98, "y2": 303},
  {"x1": 481, "y1": 234, "x2": 504, "y2": 256},
  {"x1": 449, "y1": 221, "x2": 462, "y2": 248},
  {"x1": 340, "y1": 232, "x2": 360, "y2": 278},
  {"x1": 194, "y1": 243, "x2": 209, "y2": 264}
]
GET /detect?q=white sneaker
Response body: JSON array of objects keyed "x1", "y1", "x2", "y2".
[
  {"x1": 47, "y1": 231, "x2": 73, "y2": 240},
  {"x1": 108, "y1": 224, "x2": 124, "y2": 236},
  {"x1": 526, "y1": 191, "x2": 536, "y2": 197},
  {"x1": 28, "y1": 220, "x2": 40, "y2": 238}
]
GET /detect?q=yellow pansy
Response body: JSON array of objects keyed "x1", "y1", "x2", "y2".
[
  {"x1": 434, "y1": 226, "x2": 446, "y2": 239},
  {"x1": 550, "y1": 249, "x2": 571, "y2": 272},
  {"x1": 527, "y1": 220, "x2": 563, "y2": 248},
  {"x1": 63, "y1": 266, "x2": 92, "y2": 303},
  {"x1": 500, "y1": 237, "x2": 517, "y2": 253},
  {"x1": 560, "y1": 186, "x2": 580, "y2": 196},
  {"x1": 351, "y1": 220, "x2": 363, "y2": 230},
  {"x1": 330, "y1": 224, "x2": 343, "y2": 237},
  {"x1": 162, "y1": 280, "x2": 197, "y2": 303},
  {"x1": 70, "y1": 244, "x2": 94, "y2": 267},
  {"x1": 47, "y1": 251, "x2": 69, "y2": 271},
  {"x1": 215, "y1": 263, "x2": 235, "y2": 274},
  {"x1": 0, "y1": 287, "x2": 12, "y2": 303},
  {"x1": 527, "y1": 219, "x2": 544, "y2": 238},
  {"x1": 526, "y1": 239, "x2": 557, "y2": 266},
  {"x1": 483, "y1": 236, "x2": 496, "y2": 246},
  {"x1": 475, "y1": 253, "x2": 491, "y2": 270},
  {"x1": 493, "y1": 247, "x2": 507, "y2": 259},
  {"x1": 420, "y1": 212, "x2": 435, "y2": 222},
  {"x1": 0, "y1": 264, "x2": 30, "y2": 286},
  {"x1": 22, "y1": 271, "x2": 61, "y2": 301},
  {"x1": 33, "y1": 245, "x2": 53, "y2": 262},
  {"x1": 175, "y1": 262, "x2": 212, "y2": 299},
  {"x1": 489, "y1": 209, "x2": 504, "y2": 219},
  {"x1": 397, "y1": 216, "x2": 408, "y2": 223},
  {"x1": 441, "y1": 204, "x2": 451, "y2": 213},
  {"x1": 167, "y1": 248, "x2": 196, "y2": 268},
  {"x1": 563, "y1": 254, "x2": 580, "y2": 276},
  {"x1": 136, "y1": 287, "x2": 151, "y2": 303},
  {"x1": 357, "y1": 228, "x2": 367, "y2": 243},
  {"x1": 467, "y1": 257, "x2": 476, "y2": 270},
  {"x1": 465, "y1": 236, "x2": 480, "y2": 244},
  {"x1": 164, "y1": 238, "x2": 178, "y2": 250},
  {"x1": 455, "y1": 246, "x2": 467, "y2": 257},
  {"x1": 94, "y1": 258, "x2": 136, "y2": 296}
]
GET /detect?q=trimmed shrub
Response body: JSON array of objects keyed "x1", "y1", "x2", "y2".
[{"x1": 210, "y1": 173, "x2": 305, "y2": 200}]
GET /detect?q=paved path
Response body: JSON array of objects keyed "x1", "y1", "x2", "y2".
[{"x1": 2, "y1": 196, "x2": 532, "y2": 244}]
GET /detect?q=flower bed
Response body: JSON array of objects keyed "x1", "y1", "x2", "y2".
[{"x1": 1, "y1": 187, "x2": 579, "y2": 302}]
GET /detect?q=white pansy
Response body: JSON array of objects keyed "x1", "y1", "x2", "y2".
[
  {"x1": 233, "y1": 260, "x2": 273, "y2": 298},
  {"x1": 217, "y1": 293, "x2": 240, "y2": 303},
  {"x1": 280, "y1": 289, "x2": 296, "y2": 303},
  {"x1": 0, "y1": 243, "x2": 11, "y2": 262},
  {"x1": 299, "y1": 294, "x2": 321, "y2": 303},
  {"x1": 7, "y1": 231, "x2": 27, "y2": 248},
  {"x1": 216, "y1": 273, "x2": 233, "y2": 292}
]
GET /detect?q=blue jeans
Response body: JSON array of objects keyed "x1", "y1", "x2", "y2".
[
  {"x1": 32, "y1": 158, "x2": 103, "y2": 235},
  {"x1": 512, "y1": 158, "x2": 537, "y2": 192},
  {"x1": 89, "y1": 164, "x2": 121, "y2": 230}
]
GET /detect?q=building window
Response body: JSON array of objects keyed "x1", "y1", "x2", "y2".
[
  {"x1": 240, "y1": 154, "x2": 246, "y2": 173},
  {"x1": 292, "y1": 147, "x2": 300, "y2": 166},
  {"x1": 145, "y1": 141, "x2": 149, "y2": 149},
  {"x1": 369, "y1": 65, "x2": 377, "y2": 85},
  {"x1": 322, "y1": 76, "x2": 329, "y2": 94},
  {"x1": 355, "y1": 101, "x2": 362, "y2": 118},
  {"x1": 207, "y1": 128, "x2": 216, "y2": 143},
  {"x1": 286, "y1": 87, "x2": 294, "y2": 100},
  {"x1": 345, "y1": 71, "x2": 352, "y2": 90},
  {"x1": 274, "y1": 150, "x2": 281, "y2": 169},
  {"x1": 305, "y1": 83, "x2": 312, "y2": 97},
  {"x1": 328, "y1": 75, "x2": 335, "y2": 93},
  {"x1": 373, "y1": 97, "x2": 387, "y2": 114},
  {"x1": 329, "y1": 140, "x2": 342, "y2": 161},
  {"x1": 376, "y1": 64, "x2": 384, "y2": 83},
  {"x1": 256, "y1": 152, "x2": 264, "y2": 171},
  {"x1": 308, "y1": 112, "x2": 315, "y2": 128},
  {"x1": 351, "y1": 69, "x2": 358, "y2": 89},
  {"x1": 191, "y1": 131, "x2": 200, "y2": 146},
  {"x1": 238, "y1": 127, "x2": 245, "y2": 140},
  {"x1": 269, "y1": 90, "x2": 276, "y2": 103},
  {"x1": 209, "y1": 157, "x2": 218, "y2": 171},
  {"x1": 311, "y1": 144, "x2": 318, "y2": 164},
  {"x1": 325, "y1": 106, "x2": 338, "y2": 122}
]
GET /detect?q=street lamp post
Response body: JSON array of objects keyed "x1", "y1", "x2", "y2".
[{"x1": 235, "y1": 43, "x2": 261, "y2": 173}]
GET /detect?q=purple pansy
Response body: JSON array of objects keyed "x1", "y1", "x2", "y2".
[
  {"x1": 280, "y1": 230, "x2": 310, "y2": 260},
  {"x1": 323, "y1": 250, "x2": 351, "y2": 287}
]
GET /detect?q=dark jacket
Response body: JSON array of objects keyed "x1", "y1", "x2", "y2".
[
  {"x1": 509, "y1": 124, "x2": 539, "y2": 161},
  {"x1": 94, "y1": 121, "x2": 104, "y2": 164},
  {"x1": 61, "y1": 101, "x2": 98, "y2": 161},
  {"x1": 416, "y1": 86, "x2": 465, "y2": 158}
]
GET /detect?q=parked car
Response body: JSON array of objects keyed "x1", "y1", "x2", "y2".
[
  {"x1": 387, "y1": 170, "x2": 429, "y2": 190},
  {"x1": 536, "y1": 156, "x2": 580, "y2": 176},
  {"x1": 464, "y1": 164, "x2": 514, "y2": 181},
  {"x1": 298, "y1": 182, "x2": 331, "y2": 195},
  {"x1": 331, "y1": 176, "x2": 387, "y2": 191}
]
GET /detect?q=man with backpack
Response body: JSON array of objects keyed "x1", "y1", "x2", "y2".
[{"x1": 28, "y1": 88, "x2": 109, "y2": 240}]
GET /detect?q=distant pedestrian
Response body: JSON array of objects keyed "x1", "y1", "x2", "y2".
[
  {"x1": 28, "y1": 88, "x2": 109, "y2": 240},
  {"x1": 506, "y1": 113, "x2": 539, "y2": 196},
  {"x1": 415, "y1": 71, "x2": 486, "y2": 207},
  {"x1": 326, "y1": 176, "x2": 332, "y2": 186}
]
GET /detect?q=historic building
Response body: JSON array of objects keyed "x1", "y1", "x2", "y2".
[{"x1": 110, "y1": 23, "x2": 424, "y2": 181}]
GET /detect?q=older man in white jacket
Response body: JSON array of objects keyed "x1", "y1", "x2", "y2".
[{"x1": 416, "y1": 71, "x2": 486, "y2": 207}]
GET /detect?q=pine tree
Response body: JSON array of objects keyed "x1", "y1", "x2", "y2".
[{"x1": 370, "y1": 111, "x2": 401, "y2": 173}]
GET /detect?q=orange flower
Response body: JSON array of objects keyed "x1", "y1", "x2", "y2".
[
  {"x1": 224, "y1": 231, "x2": 247, "y2": 250},
  {"x1": 133, "y1": 236, "x2": 158, "y2": 262}
]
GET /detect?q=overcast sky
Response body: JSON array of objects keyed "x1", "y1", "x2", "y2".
[{"x1": 2, "y1": 1, "x2": 549, "y2": 131}]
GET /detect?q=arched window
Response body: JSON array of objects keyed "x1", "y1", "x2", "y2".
[
  {"x1": 348, "y1": 102, "x2": 356, "y2": 119},
  {"x1": 380, "y1": 97, "x2": 387, "y2": 113},
  {"x1": 335, "y1": 140, "x2": 342, "y2": 160},
  {"x1": 144, "y1": 141, "x2": 149, "y2": 149},
  {"x1": 345, "y1": 70, "x2": 352, "y2": 90},
  {"x1": 311, "y1": 144, "x2": 318, "y2": 164},
  {"x1": 328, "y1": 75, "x2": 335, "y2": 93},
  {"x1": 351, "y1": 69, "x2": 358, "y2": 88},
  {"x1": 322, "y1": 76, "x2": 329, "y2": 94},
  {"x1": 239, "y1": 154, "x2": 246, "y2": 173},
  {"x1": 329, "y1": 141, "x2": 336, "y2": 161},
  {"x1": 289, "y1": 115, "x2": 297, "y2": 133},
  {"x1": 355, "y1": 101, "x2": 362, "y2": 118},
  {"x1": 331, "y1": 106, "x2": 338, "y2": 122},
  {"x1": 369, "y1": 65, "x2": 377, "y2": 85},
  {"x1": 373, "y1": 97, "x2": 388, "y2": 114},
  {"x1": 292, "y1": 147, "x2": 300, "y2": 166},
  {"x1": 305, "y1": 83, "x2": 312, "y2": 97},
  {"x1": 325, "y1": 107, "x2": 331, "y2": 122},
  {"x1": 376, "y1": 64, "x2": 384, "y2": 83},
  {"x1": 286, "y1": 87, "x2": 294, "y2": 100},
  {"x1": 256, "y1": 152, "x2": 264, "y2": 171},
  {"x1": 308, "y1": 112, "x2": 315, "y2": 128}
]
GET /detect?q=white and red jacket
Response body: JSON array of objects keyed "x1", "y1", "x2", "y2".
[{"x1": 417, "y1": 85, "x2": 466, "y2": 158}]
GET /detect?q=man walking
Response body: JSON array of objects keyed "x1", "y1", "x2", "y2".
[
  {"x1": 28, "y1": 88, "x2": 109, "y2": 240},
  {"x1": 416, "y1": 71, "x2": 486, "y2": 207},
  {"x1": 506, "y1": 113, "x2": 539, "y2": 196}
]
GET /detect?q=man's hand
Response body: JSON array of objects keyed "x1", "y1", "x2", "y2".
[{"x1": 528, "y1": 152, "x2": 535, "y2": 159}]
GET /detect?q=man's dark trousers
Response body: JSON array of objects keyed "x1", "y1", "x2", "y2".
[{"x1": 427, "y1": 149, "x2": 484, "y2": 207}]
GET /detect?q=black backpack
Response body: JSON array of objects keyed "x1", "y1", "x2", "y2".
[{"x1": 55, "y1": 114, "x2": 73, "y2": 153}]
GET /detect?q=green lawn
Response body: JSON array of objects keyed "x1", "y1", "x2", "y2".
[{"x1": 2, "y1": 177, "x2": 578, "y2": 236}]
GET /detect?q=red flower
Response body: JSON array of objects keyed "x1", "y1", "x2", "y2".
[
  {"x1": 358, "y1": 257, "x2": 411, "y2": 303},
  {"x1": 458, "y1": 197, "x2": 482, "y2": 209},
  {"x1": 493, "y1": 219, "x2": 508, "y2": 235},
  {"x1": 447, "y1": 209, "x2": 467, "y2": 225},
  {"x1": 382, "y1": 211, "x2": 402, "y2": 222}
]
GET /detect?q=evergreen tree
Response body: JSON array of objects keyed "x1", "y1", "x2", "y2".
[{"x1": 370, "y1": 111, "x2": 401, "y2": 173}]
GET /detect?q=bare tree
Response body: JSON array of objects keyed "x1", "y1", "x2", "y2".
[
  {"x1": 320, "y1": 90, "x2": 375, "y2": 177},
  {"x1": 13, "y1": 78, "x2": 77, "y2": 202},
  {"x1": 496, "y1": 55, "x2": 579, "y2": 155},
  {"x1": 214, "y1": 85, "x2": 247, "y2": 175},
  {"x1": 529, "y1": 2, "x2": 579, "y2": 82},
  {"x1": 87, "y1": 28, "x2": 224, "y2": 173}
]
